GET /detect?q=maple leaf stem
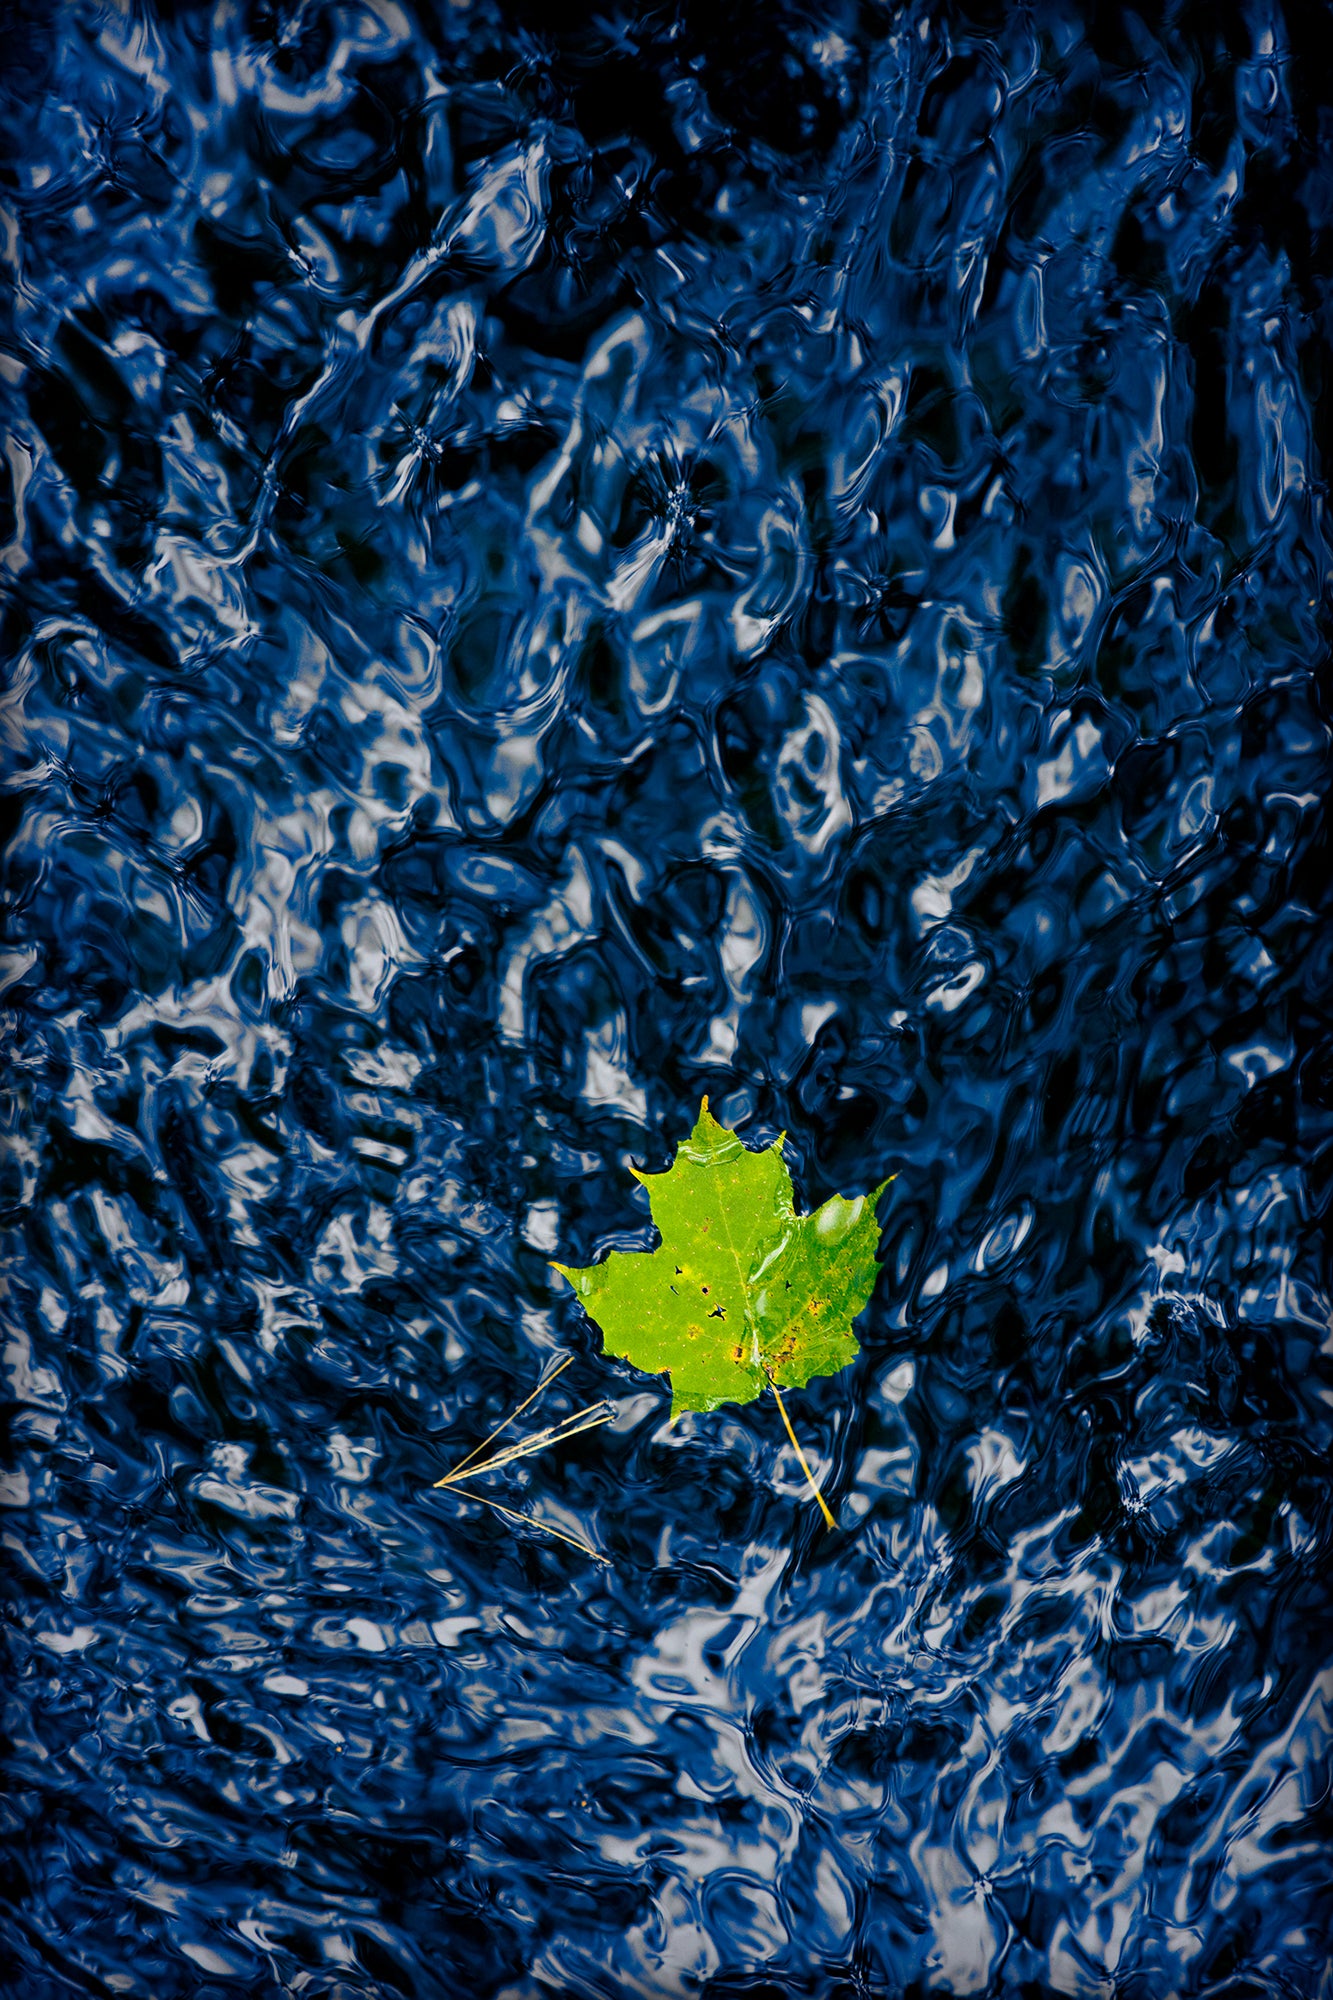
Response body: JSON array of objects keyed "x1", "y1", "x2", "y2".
[
  {"x1": 440, "y1": 1353, "x2": 574, "y2": 1483},
  {"x1": 769, "y1": 1379, "x2": 837, "y2": 1531}
]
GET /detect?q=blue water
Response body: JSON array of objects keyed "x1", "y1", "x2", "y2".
[{"x1": 2, "y1": 3, "x2": 1331, "y2": 1994}]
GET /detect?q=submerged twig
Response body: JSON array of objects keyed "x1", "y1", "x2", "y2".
[{"x1": 769, "y1": 1378, "x2": 837, "y2": 1531}]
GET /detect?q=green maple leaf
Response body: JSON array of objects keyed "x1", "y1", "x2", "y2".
[{"x1": 552, "y1": 1098, "x2": 891, "y2": 1421}]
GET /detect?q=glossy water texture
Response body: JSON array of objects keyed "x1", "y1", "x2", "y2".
[{"x1": 2, "y1": 4, "x2": 1332, "y2": 1995}]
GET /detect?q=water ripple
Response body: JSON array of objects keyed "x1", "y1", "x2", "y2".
[{"x1": 2, "y1": 2, "x2": 1332, "y2": 1996}]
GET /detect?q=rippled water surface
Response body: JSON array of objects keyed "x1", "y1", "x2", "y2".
[{"x1": 3, "y1": 3, "x2": 1332, "y2": 1994}]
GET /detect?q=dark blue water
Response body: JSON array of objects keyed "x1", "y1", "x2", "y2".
[{"x1": 2, "y1": 3, "x2": 1332, "y2": 1994}]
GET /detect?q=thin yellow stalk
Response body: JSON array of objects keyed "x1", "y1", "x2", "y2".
[
  {"x1": 456, "y1": 1490, "x2": 608, "y2": 1564},
  {"x1": 446, "y1": 1404, "x2": 605, "y2": 1476},
  {"x1": 441, "y1": 1353, "x2": 573, "y2": 1482},
  {"x1": 436, "y1": 1405, "x2": 613, "y2": 1486},
  {"x1": 769, "y1": 1379, "x2": 837, "y2": 1531}
]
